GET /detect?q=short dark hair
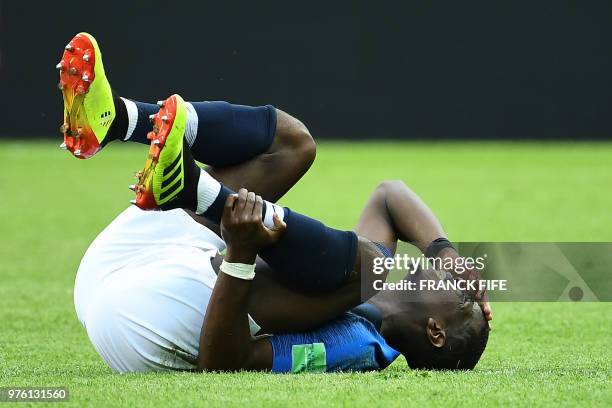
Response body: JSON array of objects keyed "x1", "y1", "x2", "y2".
[{"x1": 405, "y1": 305, "x2": 490, "y2": 370}]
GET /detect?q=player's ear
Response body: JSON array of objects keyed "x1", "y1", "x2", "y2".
[{"x1": 426, "y1": 317, "x2": 446, "y2": 348}]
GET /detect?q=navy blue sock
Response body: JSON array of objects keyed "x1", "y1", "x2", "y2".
[
  {"x1": 260, "y1": 208, "x2": 358, "y2": 292},
  {"x1": 189, "y1": 101, "x2": 277, "y2": 167},
  {"x1": 117, "y1": 99, "x2": 276, "y2": 166},
  {"x1": 125, "y1": 100, "x2": 159, "y2": 145},
  {"x1": 198, "y1": 181, "x2": 357, "y2": 293}
]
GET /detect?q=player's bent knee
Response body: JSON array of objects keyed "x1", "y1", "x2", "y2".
[
  {"x1": 288, "y1": 121, "x2": 316, "y2": 167},
  {"x1": 275, "y1": 110, "x2": 316, "y2": 167},
  {"x1": 298, "y1": 126, "x2": 316, "y2": 165},
  {"x1": 376, "y1": 179, "x2": 407, "y2": 193},
  {"x1": 370, "y1": 180, "x2": 406, "y2": 204}
]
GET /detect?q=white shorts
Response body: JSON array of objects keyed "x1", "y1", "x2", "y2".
[{"x1": 74, "y1": 206, "x2": 260, "y2": 373}]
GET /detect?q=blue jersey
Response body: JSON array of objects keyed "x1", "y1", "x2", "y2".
[{"x1": 269, "y1": 312, "x2": 400, "y2": 373}]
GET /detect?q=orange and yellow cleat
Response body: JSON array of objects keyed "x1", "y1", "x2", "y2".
[
  {"x1": 57, "y1": 32, "x2": 115, "y2": 159},
  {"x1": 131, "y1": 94, "x2": 187, "y2": 210}
]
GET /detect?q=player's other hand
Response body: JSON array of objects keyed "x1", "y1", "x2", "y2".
[
  {"x1": 221, "y1": 188, "x2": 287, "y2": 261},
  {"x1": 438, "y1": 247, "x2": 493, "y2": 324}
]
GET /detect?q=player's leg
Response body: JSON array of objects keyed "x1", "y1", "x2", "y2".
[
  {"x1": 110, "y1": 98, "x2": 275, "y2": 160},
  {"x1": 119, "y1": 99, "x2": 314, "y2": 203},
  {"x1": 248, "y1": 182, "x2": 440, "y2": 331},
  {"x1": 250, "y1": 180, "x2": 450, "y2": 332},
  {"x1": 252, "y1": 180, "x2": 448, "y2": 332},
  {"x1": 224, "y1": 184, "x2": 439, "y2": 332},
  {"x1": 57, "y1": 33, "x2": 315, "y2": 174},
  {"x1": 197, "y1": 193, "x2": 396, "y2": 373},
  {"x1": 187, "y1": 108, "x2": 316, "y2": 236},
  {"x1": 243, "y1": 257, "x2": 361, "y2": 332},
  {"x1": 134, "y1": 105, "x2": 436, "y2": 300},
  {"x1": 114, "y1": 98, "x2": 314, "y2": 170},
  {"x1": 65, "y1": 91, "x2": 316, "y2": 192},
  {"x1": 77, "y1": 93, "x2": 315, "y2": 203},
  {"x1": 131, "y1": 94, "x2": 380, "y2": 293},
  {"x1": 195, "y1": 173, "x2": 384, "y2": 295},
  {"x1": 205, "y1": 107, "x2": 315, "y2": 203}
]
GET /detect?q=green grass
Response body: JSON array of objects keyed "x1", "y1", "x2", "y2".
[{"x1": 0, "y1": 140, "x2": 610, "y2": 407}]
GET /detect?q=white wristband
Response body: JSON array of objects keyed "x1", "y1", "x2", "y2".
[{"x1": 220, "y1": 260, "x2": 256, "y2": 281}]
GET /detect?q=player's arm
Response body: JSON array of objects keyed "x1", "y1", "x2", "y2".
[
  {"x1": 197, "y1": 190, "x2": 286, "y2": 371},
  {"x1": 355, "y1": 180, "x2": 448, "y2": 253},
  {"x1": 356, "y1": 180, "x2": 492, "y2": 321}
]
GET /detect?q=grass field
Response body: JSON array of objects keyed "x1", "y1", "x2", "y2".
[{"x1": 0, "y1": 140, "x2": 611, "y2": 407}]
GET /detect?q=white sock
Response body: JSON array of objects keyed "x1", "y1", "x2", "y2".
[
  {"x1": 120, "y1": 97, "x2": 138, "y2": 141},
  {"x1": 195, "y1": 169, "x2": 285, "y2": 229},
  {"x1": 264, "y1": 201, "x2": 285, "y2": 228},
  {"x1": 196, "y1": 169, "x2": 222, "y2": 215},
  {"x1": 184, "y1": 102, "x2": 198, "y2": 148}
]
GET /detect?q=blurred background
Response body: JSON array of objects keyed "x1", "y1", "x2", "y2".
[{"x1": 1, "y1": 0, "x2": 611, "y2": 140}]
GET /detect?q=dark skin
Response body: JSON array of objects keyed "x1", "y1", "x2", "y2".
[
  {"x1": 189, "y1": 108, "x2": 316, "y2": 237},
  {"x1": 352, "y1": 180, "x2": 492, "y2": 322},
  {"x1": 200, "y1": 181, "x2": 491, "y2": 334},
  {"x1": 195, "y1": 122, "x2": 492, "y2": 327},
  {"x1": 197, "y1": 182, "x2": 490, "y2": 371},
  {"x1": 186, "y1": 109, "x2": 369, "y2": 333},
  {"x1": 198, "y1": 191, "x2": 286, "y2": 371},
  {"x1": 368, "y1": 266, "x2": 487, "y2": 361},
  {"x1": 181, "y1": 108, "x2": 491, "y2": 370}
]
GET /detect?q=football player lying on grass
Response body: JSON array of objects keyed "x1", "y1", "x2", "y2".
[
  {"x1": 60, "y1": 33, "x2": 490, "y2": 373},
  {"x1": 73, "y1": 92, "x2": 490, "y2": 373},
  {"x1": 197, "y1": 186, "x2": 490, "y2": 372}
]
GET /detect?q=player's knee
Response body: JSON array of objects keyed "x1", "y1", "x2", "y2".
[
  {"x1": 373, "y1": 180, "x2": 407, "y2": 201},
  {"x1": 288, "y1": 120, "x2": 316, "y2": 167},
  {"x1": 275, "y1": 111, "x2": 316, "y2": 168},
  {"x1": 376, "y1": 180, "x2": 406, "y2": 192}
]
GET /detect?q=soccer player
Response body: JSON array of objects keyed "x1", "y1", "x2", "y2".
[
  {"x1": 198, "y1": 184, "x2": 490, "y2": 372},
  {"x1": 62, "y1": 33, "x2": 490, "y2": 373}
]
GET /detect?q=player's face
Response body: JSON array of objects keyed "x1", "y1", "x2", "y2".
[
  {"x1": 389, "y1": 267, "x2": 477, "y2": 335},
  {"x1": 418, "y1": 268, "x2": 476, "y2": 319},
  {"x1": 382, "y1": 271, "x2": 481, "y2": 359}
]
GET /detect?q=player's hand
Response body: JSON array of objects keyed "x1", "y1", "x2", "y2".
[
  {"x1": 461, "y1": 268, "x2": 494, "y2": 325},
  {"x1": 480, "y1": 299, "x2": 493, "y2": 325},
  {"x1": 438, "y1": 247, "x2": 493, "y2": 324},
  {"x1": 221, "y1": 189, "x2": 287, "y2": 262}
]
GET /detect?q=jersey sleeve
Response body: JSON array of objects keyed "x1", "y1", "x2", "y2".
[{"x1": 269, "y1": 313, "x2": 400, "y2": 373}]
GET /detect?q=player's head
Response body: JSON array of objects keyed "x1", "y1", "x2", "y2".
[{"x1": 380, "y1": 268, "x2": 490, "y2": 370}]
